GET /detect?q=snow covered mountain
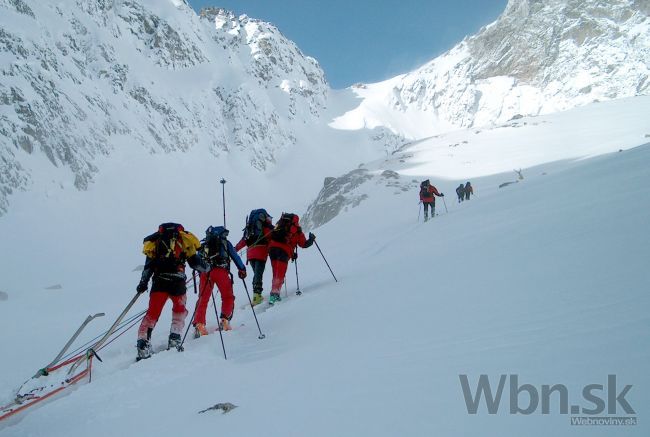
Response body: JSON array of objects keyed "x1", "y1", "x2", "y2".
[
  {"x1": 2, "y1": 0, "x2": 649, "y2": 216},
  {"x1": 334, "y1": 0, "x2": 650, "y2": 137},
  {"x1": 0, "y1": 0, "x2": 328, "y2": 214}
]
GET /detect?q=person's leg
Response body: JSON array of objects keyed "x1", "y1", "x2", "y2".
[
  {"x1": 271, "y1": 258, "x2": 288, "y2": 295},
  {"x1": 213, "y1": 268, "x2": 235, "y2": 321},
  {"x1": 169, "y1": 293, "x2": 188, "y2": 337},
  {"x1": 137, "y1": 291, "x2": 168, "y2": 340},
  {"x1": 192, "y1": 271, "x2": 213, "y2": 326},
  {"x1": 251, "y1": 259, "x2": 265, "y2": 294}
]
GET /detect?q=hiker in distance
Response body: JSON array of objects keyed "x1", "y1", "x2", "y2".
[
  {"x1": 136, "y1": 223, "x2": 209, "y2": 361},
  {"x1": 268, "y1": 213, "x2": 315, "y2": 304},
  {"x1": 235, "y1": 209, "x2": 274, "y2": 306},
  {"x1": 419, "y1": 179, "x2": 444, "y2": 221},
  {"x1": 193, "y1": 226, "x2": 246, "y2": 335},
  {"x1": 464, "y1": 182, "x2": 473, "y2": 200},
  {"x1": 456, "y1": 183, "x2": 465, "y2": 203}
]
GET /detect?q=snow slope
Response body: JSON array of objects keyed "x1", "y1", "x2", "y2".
[{"x1": 0, "y1": 98, "x2": 648, "y2": 436}]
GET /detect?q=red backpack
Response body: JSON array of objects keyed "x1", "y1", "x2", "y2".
[
  {"x1": 271, "y1": 213, "x2": 300, "y2": 244},
  {"x1": 420, "y1": 180, "x2": 431, "y2": 198}
]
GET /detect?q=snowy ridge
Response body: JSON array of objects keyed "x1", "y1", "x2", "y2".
[
  {"x1": 308, "y1": 96, "x2": 650, "y2": 228},
  {"x1": 0, "y1": 0, "x2": 328, "y2": 213},
  {"x1": 336, "y1": 0, "x2": 650, "y2": 137}
]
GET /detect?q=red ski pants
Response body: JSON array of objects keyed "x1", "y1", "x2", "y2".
[
  {"x1": 271, "y1": 259, "x2": 289, "y2": 294},
  {"x1": 138, "y1": 292, "x2": 187, "y2": 340},
  {"x1": 193, "y1": 268, "x2": 235, "y2": 325}
]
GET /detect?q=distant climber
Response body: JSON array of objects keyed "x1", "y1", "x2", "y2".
[
  {"x1": 135, "y1": 223, "x2": 209, "y2": 361},
  {"x1": 456, "y1": 183, "x2": 465, "y2": 203},
  {"x1": 464, "y1": 182, "x2": 473, "y2": 200},
  {"x1": 420, "y1": 179, "x2": 444, "y2": 221}
]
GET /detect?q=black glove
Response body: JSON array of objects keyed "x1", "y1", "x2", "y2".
[
  {"x1": 238, "y1": 269, "x2": 247, "y2": 279},
  {"x1": 308, "y1": 232, "x2": 316, "y2": 241},
  {"x1": 136, "y1": 281, "x2": 148, "y2": 293},
  {"x1": 440, "y1": 193, "x2": 445, "y2": 197}
]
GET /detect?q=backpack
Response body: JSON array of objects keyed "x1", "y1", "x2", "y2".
[
  {"x1": 203, "y1": 225, "x2": 229, "y2": 266},
  {"x1": 420, "y1": 180, "x2": 431, "y2": 198},
  {"x1": 243, "y1": 208, "x2": 270, "y2": 246},
  {"x1": 271, "y1": 213, "x2": 300, "y2": 244},
  {"x1": 143, "y1": 223, "x2": 186, "y2": 272}
]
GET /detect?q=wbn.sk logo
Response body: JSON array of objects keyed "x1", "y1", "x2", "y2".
[{"x1": 459, "y1": 375, "x2": 637, "y2": 426}]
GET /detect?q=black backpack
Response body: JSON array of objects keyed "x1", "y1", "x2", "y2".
[
  {"x1": 420, "y1": 180, "x2": 430, "y2": 198},
  {"x1": 271, "y1": 213, "x2": 299, "y2": 244},
  {"x1": 243, "y1": 208, "x2": 270, "y2": 246},
  {"x1": 143, "y1": 223, "x2": 186, "y2": 271}
]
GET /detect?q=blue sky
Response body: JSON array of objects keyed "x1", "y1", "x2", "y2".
[{"x1": 187, "y1": 0, "x2": 508, "y2": 89}]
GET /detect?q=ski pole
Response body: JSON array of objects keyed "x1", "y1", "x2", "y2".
[
  {"x1": 294, "y1": 250, "x2": 301, "y2": 295},
  {"x1": 68, "y1": 292, "x2": 142, "y2": 375},
  {"x1": 209, "y1": 276, "x2": 227, "y2": 360},
  {"x1": 59, "y1": 310, "x2": 145, "y2": 363},
  {"x1": 442, "y1": 196, "x2": 448, "y2": 214},
  {"x1": 417, "y1": 202, "x2": 421, "y2": 223},
  {"x1": 314, "y1": 241, "x2": 338, "y2": 282},
  {"x1": 241, "y1": 279, "x2": 265, "y2": 339},
  {"x1": 178, "y1": 271, "x2": 201, "y2": 352},
  {"x1": 36, "y1": 313, "x2": 105, "y2": 378},
  {"x1": 220, "y1": 178, "x2": 227, "y2": 227}
]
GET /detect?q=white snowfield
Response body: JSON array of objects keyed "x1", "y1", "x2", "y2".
[{"x1": 0, "y1": 97, "x2": 648, "y2": 436}]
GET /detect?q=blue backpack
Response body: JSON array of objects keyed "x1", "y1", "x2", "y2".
[
  {"x1": 204, "y1": 226, "x2": 229, "y2": 265},
  {"x1": 243, "y1": 209, "x2": 271, "y2": 246}
]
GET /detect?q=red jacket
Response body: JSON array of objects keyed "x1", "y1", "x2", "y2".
[
  {"x1": 235, "y1": 226, "x2": 273, "y2": 262},
  {"x1": 420, "y1": 185, "x2": 441, "y2": 203}
]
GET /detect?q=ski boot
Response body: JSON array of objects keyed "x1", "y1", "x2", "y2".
[
  {"x1": 220, "y1": 318, "x2": 232, "y2": 331},
  {"x1": 136, "y1": 339, "x2": 152, "y2": 361},
  {"x1": 168, "y1": 333, "x2": 181, "y2": 350},
  {"x1": 252, "y1": 293, "x2": 264, "y2": 306},
  {"x1": 194, "y1": 323, "x2": 208, "y2": 338},
  {"x1": 269, "y1": 293, "x2": 281, "y2": 305}
]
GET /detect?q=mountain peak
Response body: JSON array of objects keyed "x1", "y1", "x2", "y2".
[
  {"x1": 360, "y1": 0, "x2": 650, "y2": 135},
  {"x1": 0, "y1": 0, "x2": 328, "y2": 214}
]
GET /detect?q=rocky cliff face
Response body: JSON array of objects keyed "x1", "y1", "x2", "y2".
[
  {"x1": 387, "y1": 0, "x2": 649, "y2": 129},
  {"x1": 302, "y1": 169, "x2": 417, "y2": 230},
  {"x1": 0, "y1": 0, "x2": 328, "y2": 213}
]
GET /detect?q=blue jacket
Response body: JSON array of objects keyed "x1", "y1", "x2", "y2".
[{"x1": 225, "y1": 240, "x2": 246, "y2": 271}]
